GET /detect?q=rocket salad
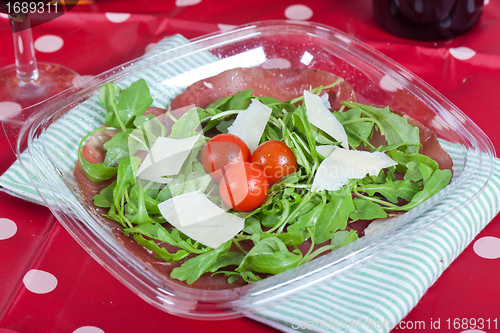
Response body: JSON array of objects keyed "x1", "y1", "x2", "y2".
[{"x1": 76, "y1": 77, "x2": 452, "y2": 285}]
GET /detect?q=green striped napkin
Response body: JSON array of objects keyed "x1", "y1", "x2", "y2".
[{"x1": 1, "y1": 34, "x2": 499, "y2": 333}]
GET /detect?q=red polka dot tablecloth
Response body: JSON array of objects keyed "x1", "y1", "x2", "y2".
[{"x1": 1, "y1": 1, "x2": 500, "y2": 332}]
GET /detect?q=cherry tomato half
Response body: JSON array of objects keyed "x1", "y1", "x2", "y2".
[
  {"x1": 251, "y1": 140, "x2": 298, "y2": 185},
  {"x1": 219, "y1": 162, "x2": 269, "y2": 212},
  {"x1": 200, "y1": 133, "x2": 251, "y2": 183}
]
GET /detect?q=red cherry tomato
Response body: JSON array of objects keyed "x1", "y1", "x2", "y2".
[
  {"x1": 219, "y1": 162, "x2": 269, "y2": 212},
  {"x1": 200, "y1": 133, "x2": 251, "y2": 183},
  {"x1": 251, "y1": 140, "x2": 298, "y2": 185}
]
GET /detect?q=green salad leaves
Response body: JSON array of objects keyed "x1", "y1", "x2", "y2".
[{"x1": 78, "y1": 79, "x2": 452, "y2": 285}]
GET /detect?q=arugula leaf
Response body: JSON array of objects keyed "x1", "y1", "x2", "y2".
[
  {"x1": 391, "y1": 169, "x2": 452, "y2": 211},
  {"x1": 252, "y1": 231, "x2": 304, "y2": 246},
  {"x1": 94, "y1": 181, "x2": 116, "y2": 208},
  {"x1": 77, "y1": 127, "x2": 118, "y2": 183},
  {"x1": 126, "y1": 178, "x2": 156, "y2": 226},
  {"x1": 287, "y1": 202, "x2": 324, "y2": 236},
  {"x1": 169, "y1": 107, "x2": 202, "y2": 139},
  {"x1": 257, "y1": 96, "x2": 284, "y2": 107},
  {"x1": 358, "y1": 179, "x2": 421, "y2": 204},
  {"x1": 132, "y1": 234, "x2": 189, "y2": 262},
  {"x1": 215, "y1": 119, "x2": 234, "y2": 133},
  {"x1": 99, "y1": 82, "x2": 122, "y2": 129},
  {"x1": 292, "y1": 104, "x2": 318, "y2": 162},
  {"x1": 132, "y1": 113, "x2": 168, "y2": 149},
  {"x1": 225, "y1": 89, "x2": 253, "y2": 110},
  {"x1": 259, "y1": 198, "x2": 293, "y2": 228},
  {"x1": 129, "y1": 183, "x2": 161, "y2": 215},
  {"x1": 277, "y1": 231, "x2": 305, "y2": 246},
  {"x1": 206, "y1": 96, "x2": 233, "y2": 110},
  {"x1": 104, "y1": 205, "x2": 128, "y2": 228},
  {"x1": 314, "y1": 189, "x2": 355, "y2": 244},
  {"x1": 417, "y1": 163, "x2": 435, "y2": 184},
  {"x1": 170, "y1": 241, "x2": 231, "y2": 284},
  {"x1": 168, "y1": 160, "x2": 211, "y2": 197},
  {"x1": 124, "y1": 222, "x2": 209, "y2": 254},
  {"x1": 345, "y1": 102, "x2": 420, "y2": 154},
  {"x1": 113, "y1": 156, "x2": 139, "y2": 211},
  {"x1": 388, "y1": 150, "x2": 439, "y2": 182},
  {"x1": 101, "y1": 79, "x2": 153, "y2": 130},
  {"x1": 117, "y1": 79, "x2": 154, "y2": 127},
  {"x1": 156, "y1": 185, "x2": 172, "y2": 202},
  {"x1": 208, "y1": 251, "x2": 245, "y2": 273},
  {"x1": 334, "y1": 107, "x2": 374, "y2": 147},
  {"x1": 79, "y1": 159, "x2": 117, "y2": 183},
  {"x1": 240, "y1": 237, "x2": 302, "y2": 275},
  {"x1": 331, "y1": 229, "x2": 359, "y2": 247},
  {"x1": 349, "y1": 198, "x2": 387, "y2": 220},
  {"x1": 102, "y1": 128, "x2": 133, "y2": 167},
  {"x1": 242, "y1": 216, "x2": 263, "y2": 235}
]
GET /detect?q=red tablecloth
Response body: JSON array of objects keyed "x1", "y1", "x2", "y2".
[{"x1": 1, "y1": 1, "x2": 500, "y2": 332}]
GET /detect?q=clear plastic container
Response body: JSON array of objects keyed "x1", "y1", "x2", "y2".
[{"x1": 3, "y1": 20, "x2": 495, "y2": 320}]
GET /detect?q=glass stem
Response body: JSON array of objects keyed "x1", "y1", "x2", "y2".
[{"x1": 9, "y1": 14, "x2": 39, "y2": 83}]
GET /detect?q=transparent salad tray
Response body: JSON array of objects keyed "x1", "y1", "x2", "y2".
[{"x1": 4, "y1": 21, "x2": 495, "y2": 319}]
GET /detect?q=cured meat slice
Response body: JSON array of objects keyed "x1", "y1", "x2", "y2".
[{"x1": 169, "y1": 67, "x2": 357, "y2": 110}]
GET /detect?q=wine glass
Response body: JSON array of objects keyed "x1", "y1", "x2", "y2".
[{"x1": 0, "y1": 0, "x2": 82, "y2": 110}]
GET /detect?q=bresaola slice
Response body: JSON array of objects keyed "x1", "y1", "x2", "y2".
[{"x1": 169, "y1": 67, "x2": 357, "y2": 110}]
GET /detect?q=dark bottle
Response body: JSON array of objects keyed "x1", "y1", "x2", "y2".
[{"x1": 373, "y1": 0, "x2": 484, "y2": 40}]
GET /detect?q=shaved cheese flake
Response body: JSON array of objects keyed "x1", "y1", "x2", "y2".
[
  {"x1": 158, "y1": 192, "x2": 244, "y2": 249},
  {"x1": 137, "y1": 135, "x2": 201, "y2": 183},
  {"x1": 316, "y1": 145, "x2": 337, "y2": 158},
  {"x1": 227, "y1": 99, "x2": 272, "y2": 152},
  {"x1": 312, "y1": 148, "x2": 397, "y2": 192},
  {"x1": 304, "y1": 90, "x2": 349, "y2": 149}
]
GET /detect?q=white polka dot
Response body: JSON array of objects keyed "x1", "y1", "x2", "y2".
[
  {"x1": 218, "y1": 24, "x2": 237, "y2": 32},
  {"x1": 105, "y1": 13, "x2": 131, "y2": 23},
  {"x1": 484, "y1": 0, "x2": 489, "y2": 5},
  {"x1": 72, "y1": 326, "x2": 105, "y2": 333},
  {"x1": 284, "y1": 4, "x2": 314, "y2": 20},
  {"x1": 460, "y1": 330, "x2": 488, "y2": 333},
  {"x1": 0, "y1": 13, "x2": 8, "y2": 19},
  {"x1": 176, "y1": 0, "x2": 202, "y2": 6},
  {"x1": 34, "y1": 35, "x2": 64, "y2": 53},
  {"x1": 0, "y1": 101, "x2": 22, "y2": 120},
  {"x1": 262, "y1": 57, "x2": 291, "y2": 69},
  {"x1": 450, "y1": 46, "x2": 476, "y2": 60},
  {"x1": 0, "y1": 218, "x2": 17, "y2": 240},
  {"x1": 379, "y1": 75, "x2": 404, "y2": 92},
  {"x1": 23, "y1": 269, "x2": 58, "y2": 294},
  {"x1": 473, "y1": 236, "x2": 500, "y2": 259}
]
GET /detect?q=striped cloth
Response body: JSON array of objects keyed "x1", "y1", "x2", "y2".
[{"x1": 1, "y1": 35, "x2": 499, "y2": 333}]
